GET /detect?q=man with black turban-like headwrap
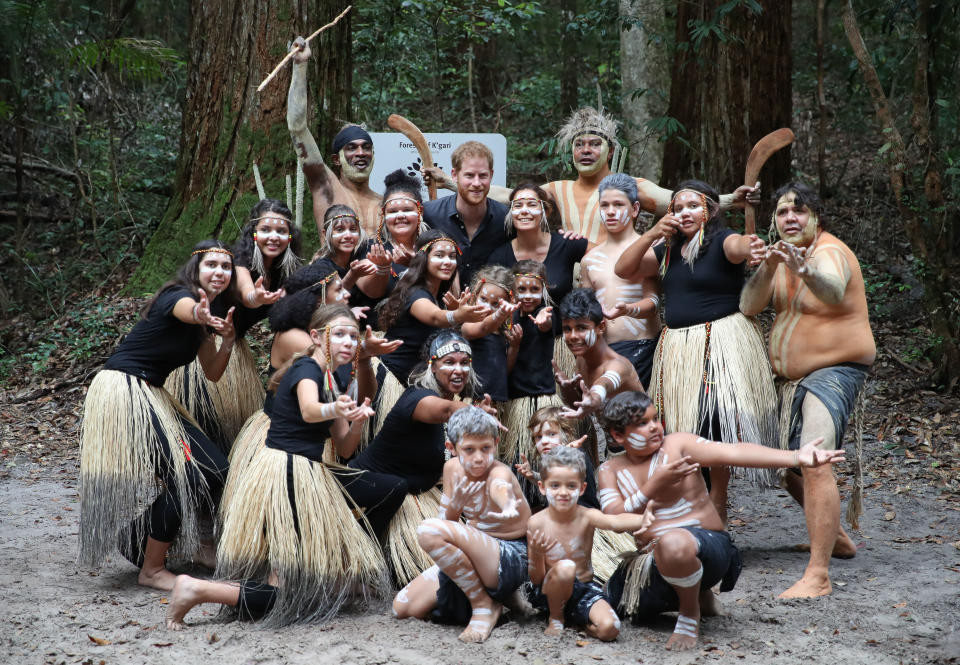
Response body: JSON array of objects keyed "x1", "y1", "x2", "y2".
[{"x1": 287, "y1": 36, "x2": 383, "y2": 238}]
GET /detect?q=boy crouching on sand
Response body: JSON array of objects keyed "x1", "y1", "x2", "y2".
[
  {"x1": 526, "y1": 446, "x2": 648, "y2": 640},
  {"x1": 392, "y1": 406, "x2": 531, "y2": 643},
  {"x1": 598, "y1": 391, "x2": 845, "y2": 651}
]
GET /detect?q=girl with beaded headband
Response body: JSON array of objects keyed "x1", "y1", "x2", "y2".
[
  {"x1": 164, "y1": 202, "x2": 299, "y2": 452},
  {"x1": 460, "y1": 264, "x2": 520, "y2": 415},
  {"x1": 168, "y1": 304, "x2": 411, "y2": 629},
  {"x1": 349, "y1": 329, "x2": 489, "y2": 585},
  {"x1": 376, "y1": 169, "x2": 429, "y2": 267},
  {"x1": 499, "y1": 259, "x2": 564, "y2": 468},
  {"x1": 611, "y1": 178, "x2": 775, "y2": 525},
  {"x1": 487, "y1": 183, "x2": 590, "y2": 382},
  {"x1": 80, "y1": 239, "x2": 237, "y2": 592}
]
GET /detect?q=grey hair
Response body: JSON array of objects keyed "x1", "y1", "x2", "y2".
[
  {"x1": 446, "y1": 406, "x2": 501, "y2": 445},
  {"x1": 598, "y1": 173, "x2": 638, "y2": 205},
  {"x1": 540, "y1": 446, "x2": 586, "y2": 480}
]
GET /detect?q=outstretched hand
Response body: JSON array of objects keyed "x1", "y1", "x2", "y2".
[
  {"x1": 450, "y1": 476, "x2": 485, "y2": 511},
  {"x1": 527, "y1": 528, "x2": 559, "y2": 556},
  {"x1": 359, "y1": 326, "x2": 402, "y2": 359},
  {"x1": 366, "y1": 243, "x2": 392, "y2": 268},
  {"x1": 551, "y1": 360, "x2": 582, "y2": 391},
  {"x1": 252, "y1": 276, "x2": 284, "y2": 306},
  {"x1": 767, "y1": 240, "x2": 809, "y2": 275},
  {"x1": 530, "y1": 306, "x2": 553, "y2": 331},
  {"x1": 291, "y1": 36, "x2": 311, "y2": 63},
  {"x1": 797, "y1": 437, "x2": 845, "y2": 468},
  {"x1": 348, "y1": 259, "x2": 378, "y2": 278},
  {"x1": 648, "y1": 454, "x2": 700, "y2": 496},
  {"x1": 487, "y1": 497, "x2": 521, "y2": 520},
  {"x1": 515, "y1": 454, "x2": 536, "y2": 481},
  {"x1": 745, "y1": 234, "x2": 766, "y2": 267}
]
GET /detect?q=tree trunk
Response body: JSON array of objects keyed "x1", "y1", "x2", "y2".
[
  {"x1": 618, "y1": 0, "x2": 669, "y2": 180},
  {"x1": 842, "y1": 0, "x2": 960, "y2": 389},
  {"x1": 132, "y1": 0, "x2": 352, "y2": 292},
  {"x1": 660, "y1": 0, "x2": 792, "y2": 196},
  {"x1": 559, "y1": 0, "x2": 578, "y2": 114}
]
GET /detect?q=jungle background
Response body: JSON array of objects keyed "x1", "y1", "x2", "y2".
[{"x1": 0, "y1": 2, "x2": 958, "y2": 663}]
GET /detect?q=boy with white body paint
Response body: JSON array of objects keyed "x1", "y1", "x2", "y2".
[
  {"x1": 580, "y1": 173, "x2": 660, "y2": 389},
  {"x1": 598, "y1": 391, "x2": 846, "y2": 651},
  {"x1": 392, "y1": 406, "x2": 532, "y2": 643},
  {"x1": 526, "y1": 446, "x2": 647, "y2": 639},
  {"x1": 553, "y1": 288, "x2": 643, "y2": 421}
]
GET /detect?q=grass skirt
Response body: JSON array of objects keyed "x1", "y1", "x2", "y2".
[
  {"x1": 164, "y1": 339, "x2": 264, "y2": 453},
  {"x1": 216, "y1": 445, "x2": 388, "y2": 626},
  {"x1": 553, "y1": 336, "x2": 576, "y2": 385},
  {"x1": 79, "y1": 369, "x2": 207, "y2": 566},
  {"x1": 221, "y1": 409, "x2": 270, "y2": 513},
  {"x1": 651, "y1": 312, "x2": 777, "y2": 484},
  {"x1": 592, "y1": 529, "x2": 637, "y2": 583},
  {"x1": 500, "y1": 393, "x2": 564, "y2": 464},
  {"x1": 385, "y1": 487, "x2": 443, "y2": 587}
]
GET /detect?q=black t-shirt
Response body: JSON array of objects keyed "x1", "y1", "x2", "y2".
[
  {"x1": 471, "y1": 332, "x2": 509, "y2": 402},
  {"x1": 653, "y1": 228, "x2": 745, "y2": 328},
  {"x1": 507, "y1": 308, "x2": 556, "y2": 398},
  {"x1": 487, "y1": 232, "x2": 588, "y2": 307},
  {"x1": 349, "y1": 386, "x2": 444, "y2": 492},
  {"x1": 423, "y1": 194, "x2": 510, "y2": 285},
  {"x1": 265, "y1": 356, "x2": 333, "y2": 462},
  {"x1": 381, "y1": 287, "x2": 437, "y2": 384},
  {"x1": 104, "y1": 286, "x2": 207, "y2": 386}
]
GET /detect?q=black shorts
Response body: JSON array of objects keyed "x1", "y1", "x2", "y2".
[
  {"x1": 609, "y1": 337, "x2": 658, "y2": 390},
  {"x1": 526, "y1": 578, "x2": 608, "y2": 626}
]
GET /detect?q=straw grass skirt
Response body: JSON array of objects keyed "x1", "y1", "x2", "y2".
[
  {"x1": 651, "y1": 312, "x2": 777, "y2": 483},
  {"x1": 221, "y1": 409, "x2": 270, "y2": 512},
  {"x1": 500, "y1": 393, "x2": 564, "y2": 464},
  {"x1": 216, "y1": 445, "x2": 388, "y2": 625},
  {"x1": 164, "y1": 339, "x2": 264, "y2": 452},
  {"x1": 385, "y1": 487, "x2": 444, "y2": 586},
  {"x1": 79, "y1": 369, "x2": 209, "y2": 566},
  {"x1": 553, "y1": 336, "x2": 576, "y2": 383},
  {"x1": 592, "y1": 530, "x2": 637, "y2": 583}
]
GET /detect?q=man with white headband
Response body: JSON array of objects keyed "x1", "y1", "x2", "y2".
[
  {"x1": 287, "y1": 37, "x2": 382, "y2": 237},
  {"x1": 740, "y1": 181, "x2": 874, "y2": 599},
  {"x1": 580, "y1": 173, "x2": 661, "y2": 388}
]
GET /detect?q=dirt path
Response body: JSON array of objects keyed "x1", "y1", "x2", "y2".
[{"x1": 2, "y1": 445, "x2": 957, "y2": 665}]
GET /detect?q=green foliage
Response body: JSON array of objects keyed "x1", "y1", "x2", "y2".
[{"x1": 66, "y1": 38, "x2": 183, "y2": 84}]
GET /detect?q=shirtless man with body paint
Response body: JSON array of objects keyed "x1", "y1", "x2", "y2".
[
  {"x1": 288, "y1": 37, "x2": 382, "y2": 238},
  {"x1": 740, "y1": 181, "x2": 875, "y2": 599},
  {"x1": 424, "y1": 107, "x2": 758, "y2": 243},
  {"x1": 597, "y1": 391, "x2": 845, "y2": 651},
  {"x1": 392, "y1": 406, "x2": 531, "y2": 644},
  {"x1": 526, "y1": 445, "x2": 647, "y2": 640},
  {"x1": 579, "y1": 173, "x2": 661, "y2": 388},
  {"x1": 553, "y1": 288, "x2": 644, "y2": 421}
]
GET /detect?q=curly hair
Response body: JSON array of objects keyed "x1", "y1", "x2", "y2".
[{"x1": 601, "y1": 390, "x2": 653, "y2": 435}]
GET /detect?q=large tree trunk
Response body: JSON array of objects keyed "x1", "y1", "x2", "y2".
[
  {"x1": 618, "y1": 0, "x2": 670, "y2": 180},
  {"x1": 132, "y1": 0, "x2": 352, "y2": 292},
  {"x1": 660, "y1": 0, "x2": 792, "y2": 195},
  {"x1": 559, "y1": 0, "x2": 578, "y2": 114},
  {"x1": 842, "y1": 0, "x2": 960, "y2": 389}
]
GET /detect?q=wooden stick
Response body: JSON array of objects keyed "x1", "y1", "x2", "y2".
[{"x1": 257, "y1": 6, "x2": 352, "y2": 93}]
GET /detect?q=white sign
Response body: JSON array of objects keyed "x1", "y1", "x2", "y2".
[{"x1": 368, "y1": 133, "x2": 508, "y2": 199}]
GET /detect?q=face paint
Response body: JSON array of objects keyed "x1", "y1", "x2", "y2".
[
  {"x1": 584, "y1": 328, "x2": 597, "y2": 348},
  {"x1": 776, "y1": 193, "x2": 819, "y2": 246},
  {"x1": 544, "y1": 486, "x2": 580, "y2": 508},
  {"x1": 534, "y1": 423, "x2": 563, "y2": 455},
  {"x1": 198, "y1": 253, "x2": 233, "y2": 295},
  {"x1": 572, "y1": 134, "x2": 610, "y2": 176},
  {"x1": 338, "y1": 147, "x2": 374, "y2": 183},
  {"x1": 626, "y1": 432, "x2": 648, "y2": 451}
]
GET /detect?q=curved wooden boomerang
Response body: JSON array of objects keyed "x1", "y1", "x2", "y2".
[
  {"x1": 744, "y1": 128, "x2": 795, "y2": 234},
  {"x1": 387, "y1": 114, "x2": 437, "y2": 201}
]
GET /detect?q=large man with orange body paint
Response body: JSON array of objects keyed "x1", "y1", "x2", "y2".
[{"x1": 740, "y1": 181, "x2": 875, "y2": 599}]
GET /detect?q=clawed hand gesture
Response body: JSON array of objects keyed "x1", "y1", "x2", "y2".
[
  {"x1": 494, "y1": 300, "x2": 519, "y2": 323},
  {"x1": 351, "y1": 306, "x2": 369, "y2": 321},
  {"x1": 447, "y1": 289, "x2": 487, "y2": 324},
  {"x1": 745, "y1": 233, "x2": 766, "y2": 267},
  {"x1": 766, "y1": 240, "x2": 809, "y2": 275},
  {"x1": 366, "y1": 243, "x2": 392, "y2": 269},
  {"x1": 488, "y1": 496, "x2": 521, "y2": 520},
  {"x1": 602, "y1": 302, "x2": 631, "y2": 320},
  {"x1": 252, "y1": 276, "x2": 284, "y2": 306},
  {"x1": 505, "y1": 323, "x2": 523, "y2": 347},
  {"x1": 563, "y1": 380, "x2": 602, "y2": 419},
  {"x1": 552, "y1": 360, "x2": 582, "y2": 392},
  {"x1": 450, "y1": 476, "x2": 486, "y2": 511},
  {"x1": 515, "y1": 454, "x2": 536, "y2": 481},
  {"x1": 648, "y1": 454, "x2": 700, "y2": 495},
  {"x1": 196, "y1": 292, "x2": 235, "y2": 340},
  {"x1": 530, "y1": 306, "x2": 553, "y2": 331},
  {"x1": 632, "y1": 507, "x2": 657, "y2": 540},
  {"x1": 477, "y1": 394, "x2": 508, "y2": 432},
  {"x1": 348, "y1": 259, "x2": 378, "y2": 279},
  {"x1": 797, "y1": 436, "x2": 845, "y2": 467},
  {"x1": 358, "y1": 326, "x2": 402, "y2": 359},
  {"x1": 334, "y1": 395, "x2": 374, "y2": 422},
  {"x1": 527, "y1": 528, "x2": 559, "y2": 556},
  {"x1": 391, "y1": 244, "x2": 415, "y2": 266}
]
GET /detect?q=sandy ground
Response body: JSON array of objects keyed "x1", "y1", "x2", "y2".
[{"x1": 1, "y1": 446, "x2": 958, "y2": 665}]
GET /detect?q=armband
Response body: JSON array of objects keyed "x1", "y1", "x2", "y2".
[
  {"x1": 589, "y1": 384, "x2": 608, "y2": 402},
  {"x1": 445, "y1": 310, "x2": 456, "y2": 326},
  {"x1": 319, "y1": 402, "x2": 336, "y2": 420},
  {"x1": 192, "y1": 304, "x2": 201, "y2": 323},
  {"x1": 599, "y1": 370, "x2": 622, "y2": 390},
  {"x1": 375, "y1": 265, "x2": 391, "y2": 276}
]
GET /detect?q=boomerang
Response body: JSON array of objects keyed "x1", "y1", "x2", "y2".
[{"x1": 744, "y1": 128, "x2": 795, "y2": 234}]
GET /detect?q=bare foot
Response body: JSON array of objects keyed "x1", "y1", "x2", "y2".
[
  {"x1": 544, "y1": 618, "x2": 564, "y2": 636},
  {"x1": 458, "y1": 601, "x2": 502, "y2": 643},
  {"x1": 699, "y1": 587, "x2": 724, "y2": 617},
  {"x1": 792, "y1": 532, "x2": 857, "y2": 559},
  {"x1": 138, "y1": 565, "x2": 177, "y2": 591},
  {"x1": 778, "y1": 571, "x2": 832, "y2": 598},
  {"x1": 665, "y1": 615, "x2": 698, "y2": 651},
  {"x1": 166, "y1": 575, "x2": 201, "y2": 630}
]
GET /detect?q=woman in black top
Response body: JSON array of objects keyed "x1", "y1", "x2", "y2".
[
  {"x1": 80, "y1": 240, "x2": 238, "y2": 591},
  {"x1": 614, "y1": 179, "x2": 777, "y2": 523},
  {"x1": 170, "y1": 305, "x2": 404, "y2": 627},
  {"x1": 165, "y1": 200, "x2": 302, "y2": 451}
]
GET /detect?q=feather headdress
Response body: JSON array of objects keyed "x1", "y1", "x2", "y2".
[{"x1": 555, "y1": 106, "x2": 626, "y2": 172}]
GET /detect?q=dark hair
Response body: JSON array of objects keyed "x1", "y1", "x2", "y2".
[
  {"x1": 772, "y1": 181, "x2": 826, "y2": 230},
  {"x1": 505, "y1": 182, "x2": 557, "y2": 236},
  {"x1": 665, "y1": 179, "x2": 726, "y2": 255},
  {"x1": 512, "y1": 258, "x2": 554, "y2": 308},
  {"x1": 142, "y1": 238, "x2": 240, "y2": 319},
  {"x1": 559, "y1": 288, "x2": 603, "y2": 324},
  {"x1": 376, "y1": 230, "x2": 459, "y2": 331},
  {"x1": 601, "y1": 390, "x2": 654, "y2": 435},
  {"x1": 282, "y1": 258, "x2": 341, "y2": 295},
  {"x1": 233, "y1": 199, "x2": 302, "y2": 289},
  {"x1": 269, "y1": 260, "x2": 341, "y2": 332},
  {"x1": 383, "y1": 169, "x2": 423, "y2": 204}
]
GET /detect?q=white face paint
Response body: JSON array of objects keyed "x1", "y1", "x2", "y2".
[
  {"x1": 433, "y1": 352, "x2": 470, "y2": 395},
  {"x1": 327, "y1": 320, "x2": 360, "y2": 365},
  {"x1": 584, "y1": 328, "x2": 597, "y2": 348},
  {"x1": 534, "y1": 422, "x2": 564, "y2": 455},
  {"x1": 427, "y1": 244, "x2": 457, "y2": 280},
  {"x1": 338, "y1": 145, "x2": 374, "y2": 183},
  {"x1": 545, "y1": 486, "x2": 580, "y2": 508},
  {"x1": 457, "y1": 434, "x2": 497, "y2": 477},
  {"x1": 572, "y1": 134, "x2": 610, "y2": 176},
  {"x1": 626, "y1": 431, "x2": 648, "y2": 451},
  {"x1": 197, "y1": 252, "x2": 233, "y2": 295},
  {"x1": 510, "y1": 196, "x2": 543, "y2": 227},
  {"x1": 475, "y1": 284, "x2": 506, "y2": 310}
]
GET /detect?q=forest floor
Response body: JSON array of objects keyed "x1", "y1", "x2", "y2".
[{"x1": 2, "y1": 150, "x2": 959, "y2": 663}]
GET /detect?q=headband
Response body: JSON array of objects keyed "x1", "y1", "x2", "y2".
[
  {"x1": 192, "y1": 248, "x2": 234, "y2": 258},
  {"x1": 309, "y1": 271, "x2": 339, "y2": 290},
  {"x1": 430, "y1": 339, "x2": 472, "y2": 361},
  {"x1": 515, "y1": 272, "x2": 545, "y2": 284},
  {"x1": 251, "y1": 215, "x2": 292, "y2": 225},
  {"x1": 332, "y1": 125, "x2": 373, "y2": 153},
  {"x1": 476, "y1": 277, "x2": 513, "y2": 300},
  {"x1": 419, "y1": 237, "x2": 461, "y2": 255},
  {"x1": 325, "y1": 213, "x2": 360, "y2": 227},
  {"x1": 670, "y1": 188, "x2": 719, "y2": 207}
]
